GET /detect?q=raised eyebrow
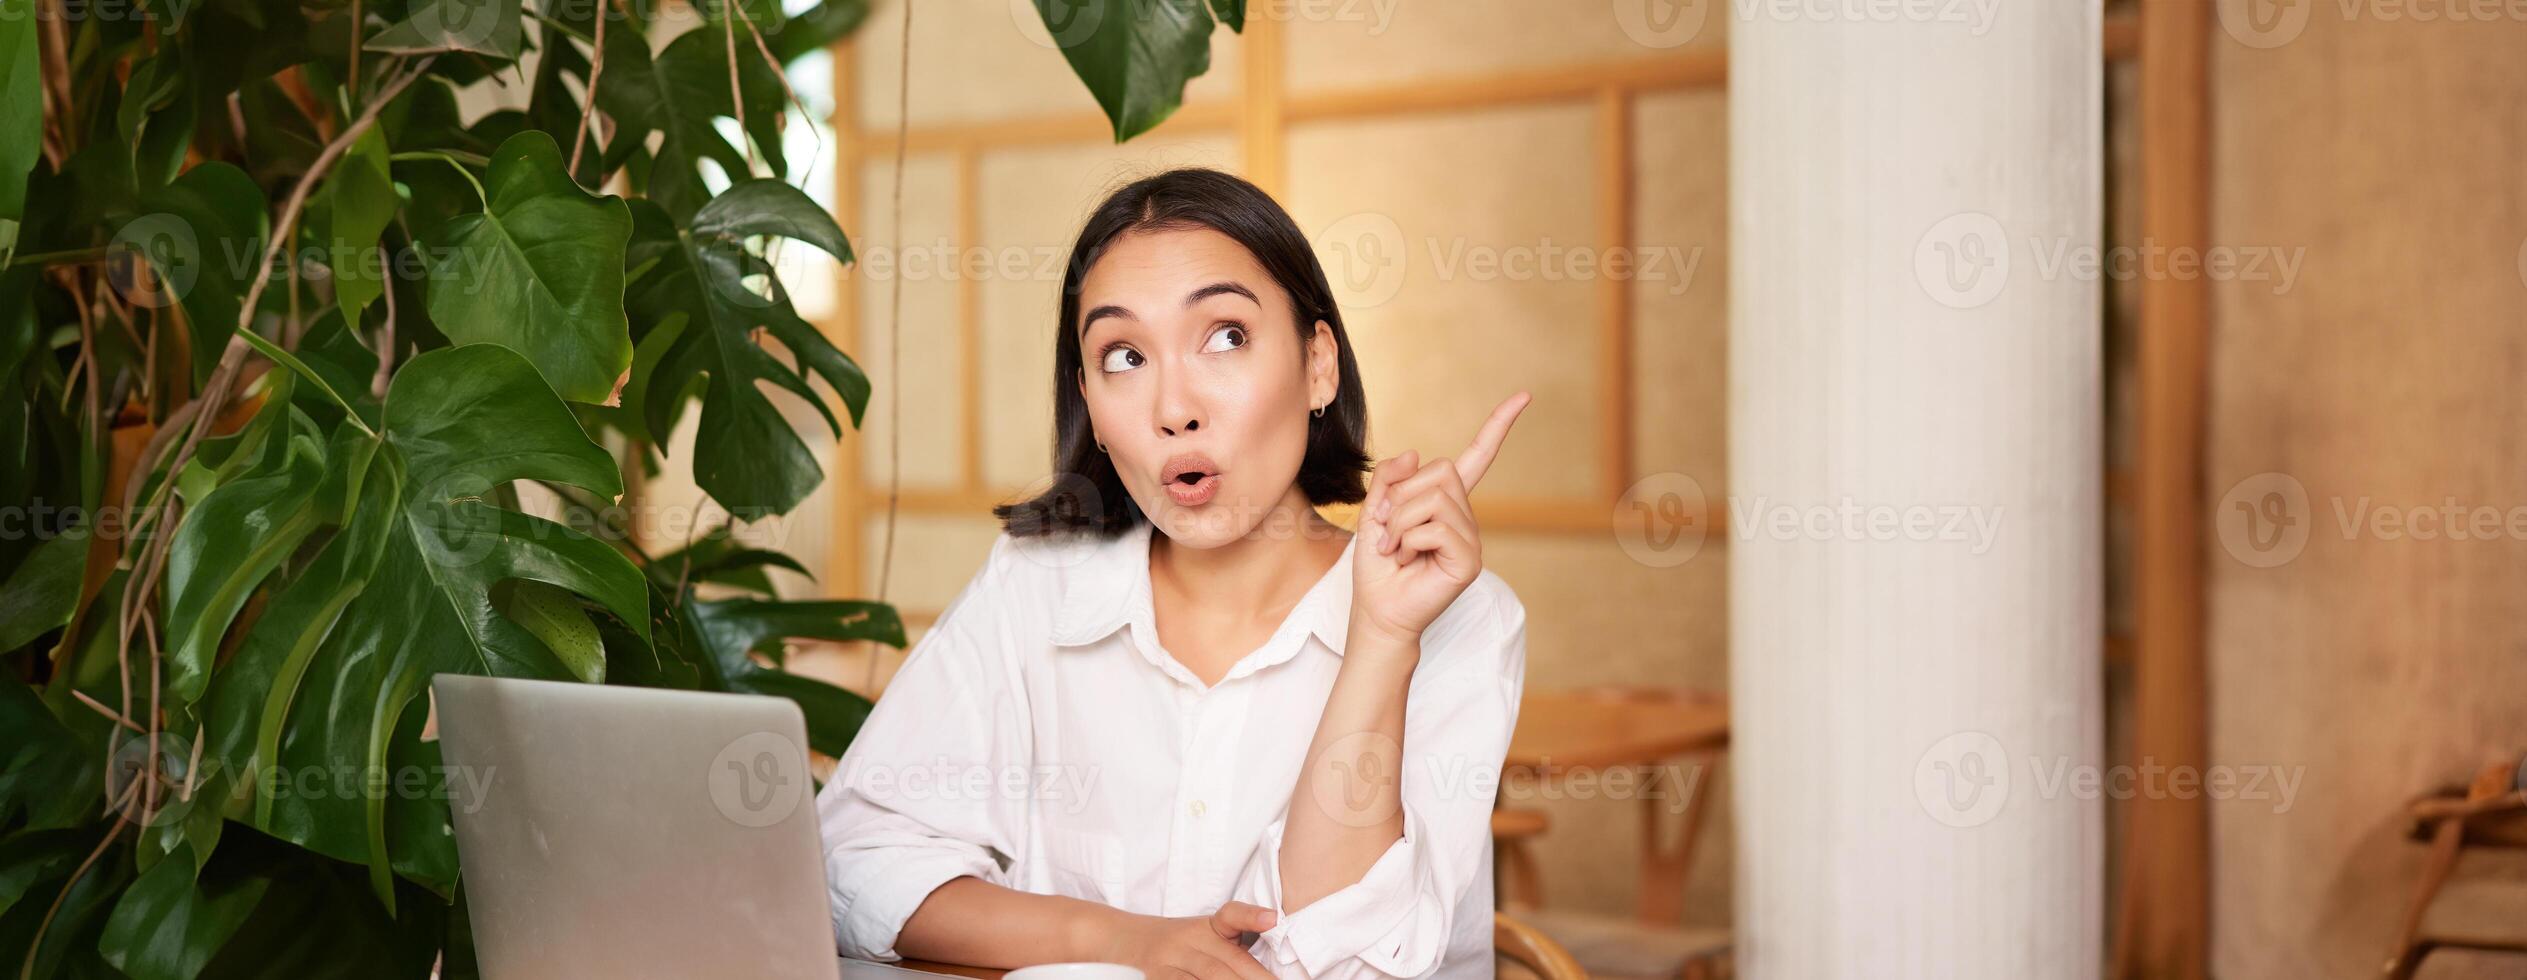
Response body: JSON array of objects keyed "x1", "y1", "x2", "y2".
[
  {"x1": 1185, "y1": 281, "x2": 1259, "y2": 307},
  {"x1": 1079, "y1": 304, "x2": 1137, "y2": 336}
]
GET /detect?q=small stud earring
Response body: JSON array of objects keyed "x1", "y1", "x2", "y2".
[{"x1": 1096, "y1": 440, "x2": 1108, "y2": 453}]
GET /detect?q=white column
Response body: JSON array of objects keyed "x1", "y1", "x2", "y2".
[{"x1": 1728, "y1": 5, "x2": 2104, "y2": 979}]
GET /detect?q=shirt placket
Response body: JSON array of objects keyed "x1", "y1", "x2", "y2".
[{"x1": 1163, "y1": 677, "x2": 1218, "y2": 915}]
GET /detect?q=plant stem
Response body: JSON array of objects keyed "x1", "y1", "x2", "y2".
[
  {"x1": 569, "y1": 2, "x2": 609, "y2": 180},
  {"x1": 235, "y1": 328, "x2": 377, "y2": 435},
  {"x1": 391, "y1": 151, "x2": 490, "y2": 207},
  {"x1": 373, "y1": 243, "x2": 396, "y2": 399},
  {"x1": 2, "y1": 245, "x2": 108, "y2": 269}
]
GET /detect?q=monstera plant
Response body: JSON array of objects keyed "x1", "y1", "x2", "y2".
[{"x1": 0, "y1": 0, "x2": 1244, "y2": 974}]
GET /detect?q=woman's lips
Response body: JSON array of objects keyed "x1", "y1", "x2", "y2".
[{"x1": 1165, "y1": 473, "x2": 1220, "y2": 506}]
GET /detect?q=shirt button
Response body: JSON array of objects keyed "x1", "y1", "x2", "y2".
[{"x1": 1190, "y1": 800, "x2": 1206, "y2": 818}]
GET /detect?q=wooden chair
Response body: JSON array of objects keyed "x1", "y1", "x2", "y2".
[
  {"x1": 2382, "y1": 754, "x2": 2527, "y2": 979},
  {"x1": 1493, "y1": 807, "x2": 1552, "y2": 911},
  {"x1": 1503, "y1": 687, "x2": 1732, "y2": 979},
  {"x1": 1496, "y1": 911, "x2": 1588, "y2": 980}
]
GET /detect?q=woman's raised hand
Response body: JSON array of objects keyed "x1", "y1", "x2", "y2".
[{"x1": 1350, "y1": 392, "x2": 1531, "y2": 648}]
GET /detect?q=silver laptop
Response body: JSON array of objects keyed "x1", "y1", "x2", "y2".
[{"x1": 433, "y1": 675, "x2": 939, "y2": 980}]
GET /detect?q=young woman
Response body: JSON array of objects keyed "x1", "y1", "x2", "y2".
[{"x1": 817, "y1": 168, "x2": 1529, "y2": 980}]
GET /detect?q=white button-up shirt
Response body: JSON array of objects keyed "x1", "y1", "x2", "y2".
[{"x1": 817, "y1": 520, "x2": 1527, "y2": 979}]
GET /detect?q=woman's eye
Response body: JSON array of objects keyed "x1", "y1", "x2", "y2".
[
  {"x1": 1100, "y1": 346, "x2": 1144, "y2": 373},
  {"x1": 1202, "y1": 324, "x2": 1248, "y2": 353}
]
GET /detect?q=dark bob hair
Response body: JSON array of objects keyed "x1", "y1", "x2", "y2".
[{"x1": 994, "y1": 168, "x2": 1371, "y2": 537}]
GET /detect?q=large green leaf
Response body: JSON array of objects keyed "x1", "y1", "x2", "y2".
[
  {"x1": 678, "y1": 597, "x2": 900, "y2": 757},
  {"x1": 163, "y1": 402, "x2": 330, "y2": 706},
  {"x1": 1032, "y1": 0, "x2": 1227, "y2": 142},
  {"x1": 422, "y1": 132, "x2": 633, "y2": 404},
  {"x1": 190, "y1": 826, "x2": 448, "y2": 979},
  {"x1": 765, "y1": 0, "x2": 868, "y2": 63},
  {"x1": 690, "y1": 179, "x2": 855, "y2": 264},
  {"x1": 128, "y1": 163, "x2": 269, "y2": 384},
  {"x1": 115, "y1": 47, "x2": 194, "y2": 191},
  {"x1": 324, "y1": 127, "x2": 397, "y2": 324},
  {"x1": 366, "y1": 0, "x2": 523, "y2": 59},
  {"x1": 645, "y1": 522, "x2": 811, "y2": 595},
  {"x1": 0, "y1": 531, "x2": 85, "y2": 652},
  {"x1": 0, "y1": 676, "x2": 103, "y2": 831},
  {"x1": 628, "y1": 192, "x2": 866, "y2": 516},
  {"x1": 0, "y1": 0, "x2": 37, "y2": 255},
  {"x1": 198, "y1": 345, "x2": 646, "y2": 909},
  {"x1": 596, "y1": 25, "x2": 785, "y2": 222},
  {"x1": 0, "y1": 826, "x2": 127, "y2": 979},
  {"x1": 1208, "y1": 0, "x2": 1243, "y2": 31},
  {"x1": 96, "y1": 842, "x2": 271, "y2": 980}
]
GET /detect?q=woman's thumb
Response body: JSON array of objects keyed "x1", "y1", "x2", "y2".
[{"x1": 1209, "y1": 901, "x2": 1278, "y2": 938}]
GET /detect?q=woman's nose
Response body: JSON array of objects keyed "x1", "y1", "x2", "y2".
[{"x1": 1155, "y1": 367, "x2": 1203, "y2": 437}]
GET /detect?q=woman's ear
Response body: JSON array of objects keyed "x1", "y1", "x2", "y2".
[{"x1": 1306, "y1": 321, "x2": 1339, "y2": 410}]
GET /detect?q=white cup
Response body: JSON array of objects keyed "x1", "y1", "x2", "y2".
[{"x1": 1004, "y1": 964, "x2": 1144, "y2": 980}]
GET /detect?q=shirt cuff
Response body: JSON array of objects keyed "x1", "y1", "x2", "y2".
[
  {"x1": 829, "y1": 844, "x2": 997, "y2": 962},
  {"x1": 1240, "y1": 807, "x2": 1449, "y2": 978}
]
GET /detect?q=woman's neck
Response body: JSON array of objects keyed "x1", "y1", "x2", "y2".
[{"x1": 1147, "y1": 487, "x2": 1351, "y2": 631}]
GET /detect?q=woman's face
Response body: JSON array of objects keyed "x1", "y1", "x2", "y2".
[{"x1": 1076, "y1": 226, "x2": 1338, "y2": 550}]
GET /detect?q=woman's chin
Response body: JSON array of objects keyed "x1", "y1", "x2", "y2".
[{"x1": 1145, "y1": 491, "x2": 1268, "y2": 548}]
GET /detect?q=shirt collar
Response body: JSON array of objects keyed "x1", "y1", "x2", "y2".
[{"x1": 1050, "y1": 520, "x2": 1356, "y2": 662}]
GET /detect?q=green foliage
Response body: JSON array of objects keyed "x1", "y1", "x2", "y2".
[
  {"x1": 420, "y1": 131, "x2": 634, "y2": 404},
  {"x1": 1031, "y1": 0, "x2": 1245, "y2": 141},
  {"x1": 0, "y1": 0, "x2": 1189, "y2": 970}
]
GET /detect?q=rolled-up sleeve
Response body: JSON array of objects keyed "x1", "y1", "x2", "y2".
[
  {"x1": 1231, "y1": 584, "x2": 1528, "y2": 979},
  {"x1": 817, "y1": 538, "x2": 1033, "y2": 961}
]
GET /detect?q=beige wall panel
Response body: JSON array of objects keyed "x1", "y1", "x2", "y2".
[
  {"x1": 1282, "y1": 0, "x2": 1724, "y2": 94},
  {"x1": 854, "y1": 153, "x2": 967, "y2": 492},
  {"x1": 1488, "y1": 532, "x2": 1726, "y2": 691},
  {"x1": 975, "y1": 137, "x2": 1244, "y2": 490},
  {"x1": 2207, "y1": 10, "x2": 2527, "y2": 979},
  {"x1": 856, "y1": 0, "x2": 1242, "y2": 130},
  {"x1": 1283, "y1": 105, "x2": 1600, "y2": 501},
  {"x1": 1630, "y1": 90, "x2": 1727, "y2": 489},
  {"x1": 862, "y1": 511, "x2": 1009, "y2": 614}
]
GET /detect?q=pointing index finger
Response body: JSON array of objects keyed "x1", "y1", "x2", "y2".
[{"x1": 1453, "y1": 391, "x2": 1531, "y2": 492}]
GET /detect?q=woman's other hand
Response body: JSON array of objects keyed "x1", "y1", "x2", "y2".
[
  {"x1": 1351, "y1": 392, "x2": 1530, "y2": 647},
  {"x1": 1093, "y1": 902, "x2": 1280, "y2": 980}
]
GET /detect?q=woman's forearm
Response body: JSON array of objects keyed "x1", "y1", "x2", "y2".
[
  {"x1": 1275, "y1": 624, "x2": 1419, "y2": 913},
  {"x1": 895, "y1": 875, "x2": 1129, "y2": 968}
]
